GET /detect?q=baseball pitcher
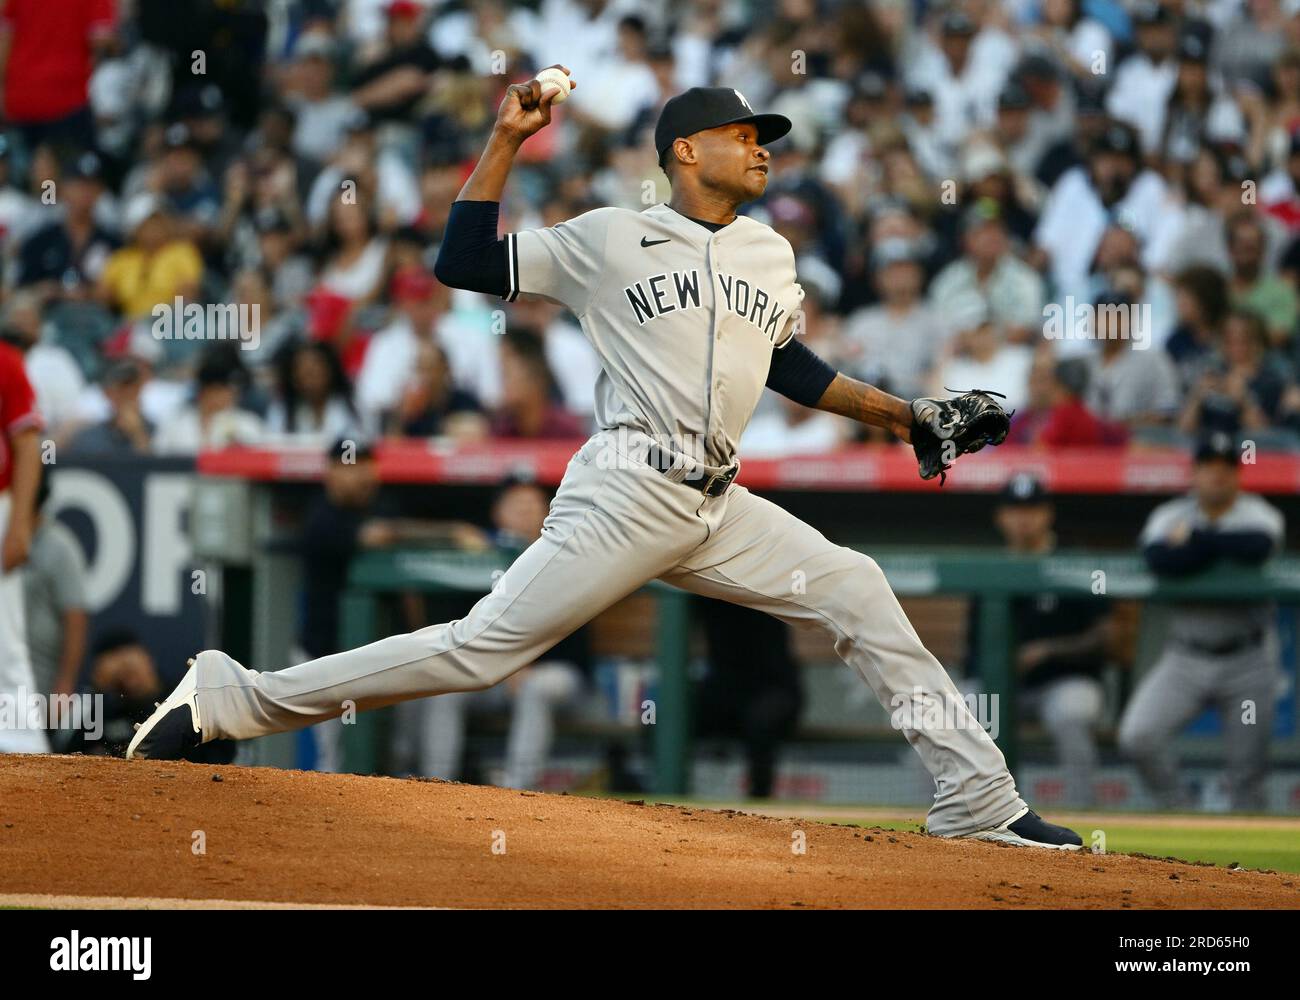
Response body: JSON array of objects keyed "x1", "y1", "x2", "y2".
[{"x1": 130, "y1": 72, "x2": 1080, "y2": 848}]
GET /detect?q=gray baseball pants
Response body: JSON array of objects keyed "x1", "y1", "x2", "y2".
[
  {"x1": 1118, "y1": 637, "x2": 1280, "y2": 811},
  {"x1": 193, "y1": 429, "x2": 1027, "y2": 836}
]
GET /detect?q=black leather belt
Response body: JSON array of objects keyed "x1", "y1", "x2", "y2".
[
  {"x1": 1176, "y1": 629, "x2": 1265, "y2": 657},
  {"x1": 646, "y1": 444, "x2": 739, "y2": 498}
]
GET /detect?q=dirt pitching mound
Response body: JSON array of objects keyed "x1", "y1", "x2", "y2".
[{"x1": 2, "y1": 755, "x2": 1297, "y2": 909}]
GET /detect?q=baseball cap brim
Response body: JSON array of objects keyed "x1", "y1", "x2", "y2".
[
  {"x1": 660, "y1": 112, "x2": 792, "y2": 160},
  {"x1": 711, "y1": 112, "x2": 792, "y2": 148}
]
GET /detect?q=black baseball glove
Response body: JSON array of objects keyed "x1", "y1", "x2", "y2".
[{"x1": 910, "y1": 389, "x2": 1012, "y2": 484}]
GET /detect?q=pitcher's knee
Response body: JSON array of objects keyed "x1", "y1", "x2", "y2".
[
  {"x1": 855, "y1": 551, "x2": 886, "y2": 583},
  {"x1": 818, "y1": 550, "x2": 887, "y2": 628},
  {"x1": 819, "y1": 550, "x2": 882, "y2": 594}
]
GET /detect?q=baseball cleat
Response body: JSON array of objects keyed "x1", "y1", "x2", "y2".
[
  {"x1": 962, "y1": 807, "x2": 1084, "y2": 850},
  {"x1": 126, "y1": 655, "x2": 206, "y2": 761}
]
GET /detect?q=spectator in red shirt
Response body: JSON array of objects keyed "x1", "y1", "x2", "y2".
[
  {"x1": 1010, "y1": 356, "x2": 1127, "y2": 448},
  {"x1": 0, "y1": 338, "x2": 46, "y2": 752},
  {"x1": 0, "y1": 0, "x2": 116, "y2": 154},
  {"x1": 490, "y1": 328, "x2": 585, "y2": 440}
]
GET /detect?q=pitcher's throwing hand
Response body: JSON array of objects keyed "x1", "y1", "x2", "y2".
[{"x1": 496, "y1": 65, "x2": 575, "y2": 141}]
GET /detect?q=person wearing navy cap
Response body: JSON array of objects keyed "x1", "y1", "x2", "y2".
[
  {"x1": 16, "y1": 151, "x2": 118, "y2": 294},
  {"x1": 1120, "y1": 433, "x2": 1286, "y2": 810},
  {"x1": 964, "y1": 473, "x2": 1113, "y2": 807}
]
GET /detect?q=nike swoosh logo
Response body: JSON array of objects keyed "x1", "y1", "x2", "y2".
[{"x1": 640, "y1": 237, "x2": 671, "y2": 247}]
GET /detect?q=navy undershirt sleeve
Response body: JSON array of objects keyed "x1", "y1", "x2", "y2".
[
  {"x1": 766, "y1": 339, "x2": 837, "y2": 408},
  {"x1": 1144, "y1": 529, "x2": 1220, "y2": 576},
  {"x1": 1146, "y1": 527, "x2": 1278, "y2": 575},
  {"x1": 433, "y1": 200, "x2": 509, "y2": 297},
  {"x1": 1208, "y1": 529, "x2": 1277, "y2": 565}
]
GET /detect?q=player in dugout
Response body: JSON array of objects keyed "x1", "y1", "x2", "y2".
[{"x1": 1119, "y1": 432, "x2": 1286, "y2": 812}]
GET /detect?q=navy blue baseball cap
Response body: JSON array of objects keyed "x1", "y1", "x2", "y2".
[
  {"x1": 1000, "y1": 472, "x2": 1050, "y2": 505},
  {"x1": 1195, "y1": 431, "x2": 1239, "y2": 465},
  {"x1": 655, "y1": 87, "x2": 791, "y2": 164}
]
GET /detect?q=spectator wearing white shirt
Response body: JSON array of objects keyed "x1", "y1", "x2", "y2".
[
  {"x1": 904, "y1": 8, "x2": 1019, "y2": 149},
  {"x1": 568, "y1": 14, "x2": 661, "y2": 133},
  {"x1": 428, "y1": 0, "x2": 539, "y2": 74},
  {"x1": 931, "y1": 199, "x2": 1047, "y2": 344},
  {"x1": 72, "y1": 324, "x2": 188, "y2": 433},
  {"x1": 305, "y1": 112, "x2": 420, "y2": 233},
  {"x1": 1100, "y1": 256, "x2": 1178, "y2": 354},
  {"x1": 1257, "y1": 131, "x2": 1300, "y2": 234},
  {"x1": 316, "y1": 199, "x2": 390, "y2": 307},
  {"x1": 898, "y1": 88, "x2": 956, "y2": 182},
  {"x1": 530, "y1": 0, "x2": 632, "y2": 92},
  {"x1": 154, "y1": 351, "x2": 265, "y2": 455},
  {"x1": 285, "y1": 33, "x2": 358, "y2": 168},
  {"x1": 1104, "y1": 1, "x2": 1180, "y2": 155},
  {"x1": 671, "y1": 0, "x2": 740, "y2": 90},
  {"x1": 819, "y1": 74, "x2": 890, "y2": 213},
  {"x1": 266, "y1": 341, "x2": 362, "y2": 446},
  {"x1": 356, "y1": 267, "x2": 451, "y2": 431},
  {"x1": 741, "y1": 394, "x2": 849, "y2": 457},
  {"x1": 931, "y1": 301, "x2": 1035, "y2": 413},
  {"x1": 1033, "y1": 120, "x2": 1181, "y2": 304},
  {"x1": 1165, "y1": 145, "x2": 1263, "y2": 275}
]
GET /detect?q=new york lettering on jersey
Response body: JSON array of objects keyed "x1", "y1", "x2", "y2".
[
  {"x1": 622, "y1": 268, "x2": 787, "y2": 345},
  {"x1": 508, "y1": 202, "x2": 803, "y2": 466},
  {"x1": 622, "y1": 269, "x2": 702, "y2": 324}
]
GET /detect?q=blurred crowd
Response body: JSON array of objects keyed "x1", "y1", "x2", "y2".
[{"x1": 10, "y1": 0, "x2": 1300, "y2": 456}]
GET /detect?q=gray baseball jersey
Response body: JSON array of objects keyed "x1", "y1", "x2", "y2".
[
  {"x1": 1138, "y1": 492, "x2": 1285, "y2": 646},
  {"x1": 1122, "y1": 490, "x2": 1285, "y2": 809},
  {"x1": 505, "y1": 203, "x2": 805, "y2": 468}
]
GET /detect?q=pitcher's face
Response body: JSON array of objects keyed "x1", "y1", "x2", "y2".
[{"x1": 686, "y1": 122, "x2": 771, "y2": 203}]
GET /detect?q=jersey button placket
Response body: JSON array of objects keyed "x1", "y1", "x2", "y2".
[
  {"x1": 713, "y1": 241, "x2": 724, "y2": 341},
  {"x1": 705, "y1": 237, "x2": 722, "y2": 457}
]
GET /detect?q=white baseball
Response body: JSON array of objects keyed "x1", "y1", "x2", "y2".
[{"x1": 534, "y1": 67, "x2": 571, "y2": 104}]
